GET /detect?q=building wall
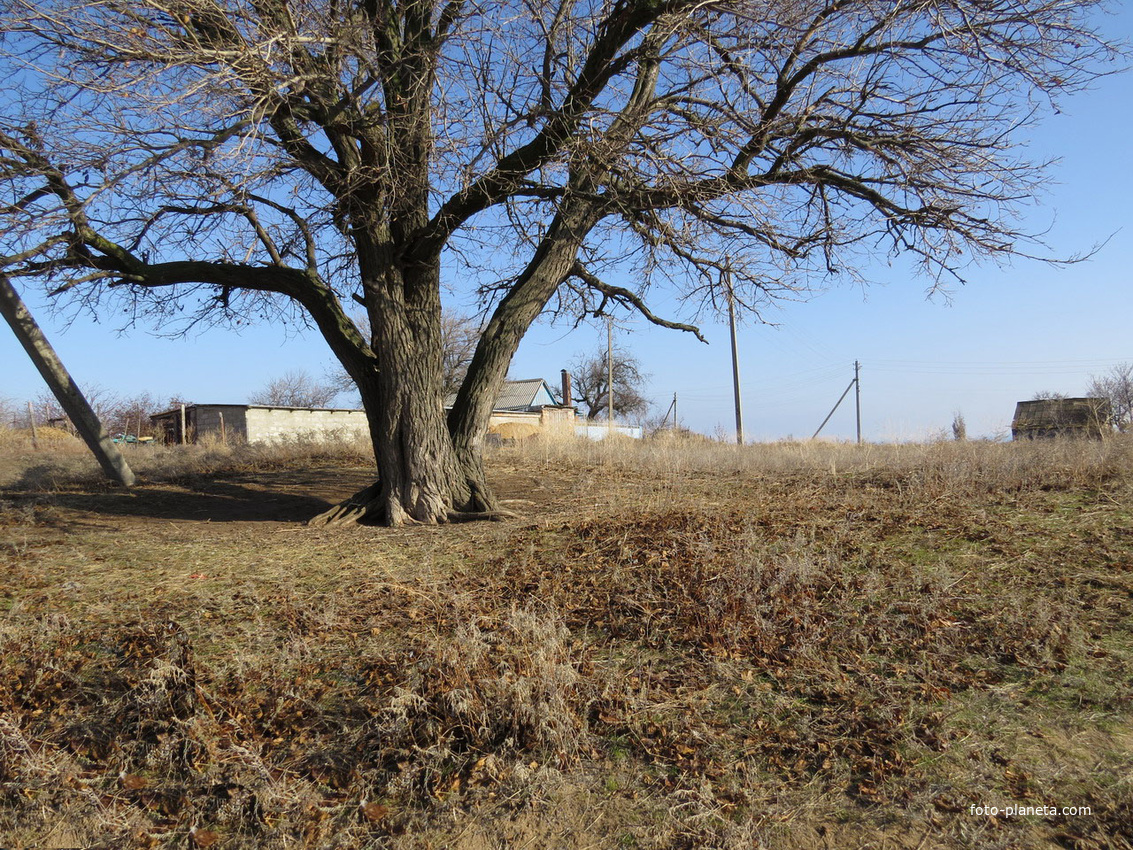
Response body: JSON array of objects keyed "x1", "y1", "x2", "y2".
[
  {"x1": 156, "y1": 397, "x2": 593, "y2": 445},
  {"x1": 485, "y1": 407, "x2": 582, "y2": 436},
  {"x1": 194, "y1": 406, "x2": 248, "y2": 442},
  {"x1": 575, "y1": 423, "x2": 644, "y2": 440},
  {"x1": 538, "y1": 406, "x2": 577, "y2": 432},
  {"x1": 531, "y1": 384, "x2": 557, "y2": 408},
  {"x1": 487, "y1": 411, "x2": 541, "y2": 430},
  {"x1": 244, "y1": 407, "x2": 371, "y2": 444},
  {"x1": 489, "y1": 405, "x2": 644, "y2": 441}
]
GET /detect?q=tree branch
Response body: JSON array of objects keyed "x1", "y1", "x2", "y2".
[
  {"x1": 419, "y1": 0, "x2": 687, "y2": 253},
  {"x1": 568, "y1": 261, "x2": 707, "y2": 342}
]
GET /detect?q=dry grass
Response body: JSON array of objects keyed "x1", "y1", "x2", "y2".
[
  {"x1": 0, "y1": 426, "x2": 85, "y2": 454},
  {"x1": 1, "y1": 434, "x2": 1132, "y2": 848},
  {"x1": 0, "y1": 432, "x2": 375, "y2": 491}
]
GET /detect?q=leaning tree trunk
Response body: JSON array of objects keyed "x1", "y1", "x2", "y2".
[
  {"x1": 448, "y1": 199, "x2": 603, "y2": 480},
  {"x1": 309, "y1": 268, "x2": 502, "y2": 527},
  {"x1": 0, "y1": 273, "x2": 136, "y2": 487}
]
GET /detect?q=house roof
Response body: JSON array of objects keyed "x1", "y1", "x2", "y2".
[
  {"x1": 1012, "y1": 397, "x2": 1110, "y2": 431},
  {"x1": 443, "y1": 378, "x2": 558, "y2": 411},
  {"x1": 493, "y1": 378, "x2": 556, "y2": 410}
]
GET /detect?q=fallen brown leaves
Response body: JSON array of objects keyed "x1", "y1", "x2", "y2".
[{"x1": 1, "y1": 439, "x2": 1132, "y2": 847}]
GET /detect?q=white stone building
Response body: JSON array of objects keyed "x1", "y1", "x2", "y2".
[{"x1": 150, "y1": 403, "x2": 370, "y2": 445}]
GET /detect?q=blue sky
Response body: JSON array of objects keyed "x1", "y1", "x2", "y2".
[{"x1": 3, "y1": 5, "x2": 1131, "y2": 441}]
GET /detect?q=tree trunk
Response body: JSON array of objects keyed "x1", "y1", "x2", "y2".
[
  {"x1": 313, "y1": 179, "x2": 600, "y2": 528},
  {"x1": 0, "y1": 273, "x2": 136, "y2": 487},
  {"x1": 448, "y1": 200, "x2": 601, "y2": 473},
  {"x1": 309, "y1": 268, "x2": 503, "y2": 527}
]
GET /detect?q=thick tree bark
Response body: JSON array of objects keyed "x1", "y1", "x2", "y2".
[{"x1": 309, "y1": 261, "x2": 505, "y2": 527}]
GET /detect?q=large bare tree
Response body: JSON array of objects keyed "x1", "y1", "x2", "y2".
[
  {"x1": 0, "y1": 0, "x2": 1116, "y2": 525},
  {"x1": 570, "y1": 348, "x2": 651, "y2": 421},
  {"x1": 1087, "y1": 363, "x2": 1133, "y2": 432},
  {"x1": 251, "y1": 369, "x2": 341, "y2": 407}
]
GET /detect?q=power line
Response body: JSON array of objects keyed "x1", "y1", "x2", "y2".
[
  {"x1": 871, "y1": 357, "x2": 1130, "y2": 375},
  {"x1": 812, "y1": 366, "x2": 859, "y2": 440},
  {"x1": 673, "y1": 363, "x2": 848, "y2": 398}
]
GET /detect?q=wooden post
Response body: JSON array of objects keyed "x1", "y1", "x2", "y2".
[
  {"x1": 0, "y1": 273, "x2": 135, "y2": 486},
  {"x1": 219, "y1": 411, "x2": 226, "y2": 445},
  {"x1": 180, "y1": 404, "x2": 187, "y2": 445},
  {"x1": 27, "y1": 401, "x2": 38, "y2": 450}
]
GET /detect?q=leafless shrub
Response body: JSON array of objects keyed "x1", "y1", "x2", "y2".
[
  {"x1": 250, "y1": 370, "x2": 341, "y2": 409},
  {"x1": 1088, "y1": 362, "x2": 1133, "y2": 431},
  {"x1": 0, "y1": 396, "x2": 19, "y2": 430}
]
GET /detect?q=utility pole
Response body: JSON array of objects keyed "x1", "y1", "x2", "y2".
[
  {"x1": 726, "y1": 266, "x2": 744, "y2": 445},
  {"x1": 854, "y1": 360, "x2": 862, "y2": 445},
  {"x1": 607, "y1": 316, "x2": 614, "y2": 432},
  {"x1": 812, "y1": 361, "x2": 861, "y2": 442},
  {"x1": 660, "y1": 392, "x2": 679, "y2": 431}
]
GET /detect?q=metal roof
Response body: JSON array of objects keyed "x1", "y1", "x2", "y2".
[
  {"x1": 443, "y1": 378, "x2": 556, "y2": 411},
  {"x1": 493, "y1": 378, "x2": 554, "y2": 410}
]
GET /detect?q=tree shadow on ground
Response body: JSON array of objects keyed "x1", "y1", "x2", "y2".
[{"x1": 6, "y1": 472, "x2": 334, "y2": 524}]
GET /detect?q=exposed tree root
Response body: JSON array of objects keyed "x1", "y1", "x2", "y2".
[
  {"x1": 446, "y1": 509, "x2": 519, "y2": 523},
  {"x1": 307, "y1": 480, "x2": 518, "y2": 528},
  {"x1": 307, "y1": 482, "x2": 384, "y2": 527},
  {"x1": 466, "y1": 478, "x2": 498, "y2": 513}
]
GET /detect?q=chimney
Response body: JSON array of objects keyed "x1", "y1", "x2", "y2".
[{"x1": 560, "y1": 369, "x2": 573, "y2": 408}]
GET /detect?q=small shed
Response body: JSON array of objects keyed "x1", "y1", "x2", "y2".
[
  {"x1": 150, "y1": 404, "x2": 370, "y2": 445},
  {"x1": 1011, "y1": 397, "x2": 1111, "y2": 440}
]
